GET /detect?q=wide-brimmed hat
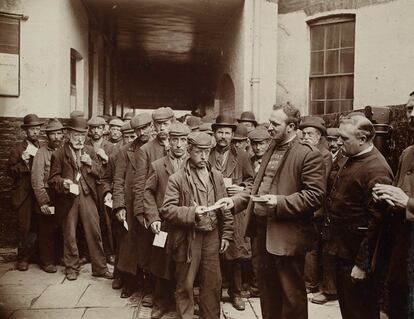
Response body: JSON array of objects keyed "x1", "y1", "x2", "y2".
[
  {"x1": 21, "y1": 114, "x2": 44, "y2": 128},
  {"x1": 212, "y1": 114, "x2": 237, "y2": 131},
  {"x1": 65, "y1": 117, "x2": 88, "y2": 133},
  {"x1": 232, "y1": 124, "x2": 248, "y2": 141},
  {"x1": 299, "y1": 116, "x2": 327, "y2": 136},
  {"x1": 130, "y1": 113, "x2": 152, "y2": 129},
  {"x1": 44, "y1": 118, "x2": 64, "y2": 132},
  {"x1": 237, "y1": 111, "x2": 257, "y2": 126}
]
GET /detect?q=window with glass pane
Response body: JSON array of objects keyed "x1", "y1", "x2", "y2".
[{"x1": 309, "y1": 16, "x2": 355, "y2": 115}]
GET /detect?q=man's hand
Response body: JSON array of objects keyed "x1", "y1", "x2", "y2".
[
  {"x1": 220, "y1": 239, "x2": 230, "y2": 254},
  {"x1": 373, "y1": 184, "x2": 408, "y2": 208},
  {"x1": 116, "y1": 208, "x2": 126, "y2": 222},
  {"x1": 226, "y1": 185, "x2": 244, "y2": 197},
  {"x1": 150, "y1": 221, "x2": 161, "y2": 234},
  {"x1": 104, "y1": 192, "x2": 112, "y2": 203},
  {"x1": 40, "y1": 204, "x2": 51, "y2": 215},
  {"x1": 96, "y1": 149, "x2": 108, "y2": 163},
  {"x1": 216, "y1": 197, "x2": 234, "y2": 210},
  {"x1": 21, "y1": 151, "x2": 30, "y2": 163},
  {"x1": 351, "y1": 265, "x2": 367, "y2": 282},
  {"x1": 63, "y1": 179, "x2": 73, "y2": 190},
  {"x1": 262, "y1": 194, "x2": 278, "y2": 208},
  {"x1": 80, "y1": 153, "x2": 92, "y2": 166}
]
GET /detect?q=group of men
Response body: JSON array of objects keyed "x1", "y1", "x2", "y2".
[{"x1": 7, "y1": 93, "x2": 414, "y2": 319}]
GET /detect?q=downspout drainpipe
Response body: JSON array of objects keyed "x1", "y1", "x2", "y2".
[
  {"x1": 251, "y1": 0, "x2": 261, "y2": 118},
  {"x1": 87, "y1": 24, "x2": 94, "y2": 118}
]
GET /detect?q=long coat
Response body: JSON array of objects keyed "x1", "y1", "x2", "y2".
[
  {"x1": 112, "y1": 139, "x2": 145, "y2": 275},
  {"x1": 234, "y1": 137, "x2": 326, "y2": 256},
  {"x1": 144, "y1": 155, "x2": 177, "y2": 279},
  {"x1": 209, "y1": 146, "x2": 254, "y2": 260},
  {"x1": 160, "y1": 160, "x2": 234, "y2": 263}
]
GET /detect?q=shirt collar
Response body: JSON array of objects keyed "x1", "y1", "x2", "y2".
[{"x1": 352, "y1": 144, "x2": 374, "y2": 157}]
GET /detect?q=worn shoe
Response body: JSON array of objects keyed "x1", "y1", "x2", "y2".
[
  {"x1": 231, "y1": 296, "x2": 245, "y2": 311},
  {"x1": 66, "y1": 271, "x2": 78, "y2": 281},
  {"x1": 112, "y1": 276, "x2": 123, "y2": 290},
  {"x1": 17, "y1": 261, "x2": 29, "y2": 271},
  {"x1": 93, "y1": 271, "x2": 114, "y2": 280},
  {"x1": 120, "y1": 285, "x2": 136, "y2": 298},
  {"x1": 151, "y1": 306, "x2": 168, "y2": 319},
  {"x1": 42, "y1": 264, "x2": 57, "y2": 273},
  {"x1": 249, "y1": 286, "x2": 260, "y2": 298},
  {"x1": 142, "y1": 293, "x2": 153, "y2": 307},
  {"x1": 311, "y1": 292, "x2": 337, "y2": 305}
]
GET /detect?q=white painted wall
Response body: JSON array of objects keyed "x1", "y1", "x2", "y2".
[
  {"x1": 0, "y1": 0, "x2": 89, "y2": 118},
  {"x1": 276, "y1": 0, "x2": 414, "y2": 116}
]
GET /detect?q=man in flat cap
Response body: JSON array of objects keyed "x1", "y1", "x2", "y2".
[
  {"x1": 31, "y1": 118, "x2": 64, "y2": 273},
  {"x1": 48, "y1": 117, "x2": 112, "y2": 281},
  {"x1": 325, "y1": 114, "x2": 393, "y2": 319},
  {"x1": 109, "y1": 118, "x2": 124, "y2": 145},
  {"x1": 133, "y1": 107, "x2": 175, "y2": 306},
  {"x1": 161, "y1": 131, "x2": 233, "y2": 319},
  {"x1": 248, "y1": 128, "x2": 271, "y2": 175},
  {"x1": 186, "y1": 116, "x2": 201, "y2": 132},
  {"x1": 120, "y1": 122, "x2": 137, "y2": 145},
  {"x1": 237, "y1": 111, "x2": 258, "y2": 133},
  {"x1": 111, "y1": 113, "x2": 153, "y2": 298},
  {"x1": 122, "y1": 111, "x2": 134, "y2": 123},
  {"x1": 8, "y1": 114, "x2": 44, "y2": 271},
  {"x1": 144, "y1": 122, "x2": 191, "y2": 318},
  {"x1": 210, "y1": 114, "x2": 254, "y2": 311}
]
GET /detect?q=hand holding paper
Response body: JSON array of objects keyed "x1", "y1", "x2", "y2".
[{"x1": 153, "y1": 231, "x2": 168, "y2": 248}]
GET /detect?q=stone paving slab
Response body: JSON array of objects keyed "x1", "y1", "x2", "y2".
[
  {"x1": 31, "y1": 283, "x2": 89, "y2": 309},
  {"x1": 0, "y1": 294, "x2": 38, "y2": 311},
  {"x1": 0, "y1": 266, "x2": 63, "y2": 286},
  {"x1": 246, "y1": 297, "x2": 262, "y2": 318},
  {"x1": 309, "y1": 302, "x2": 341, "y2": 319},
  {"x1": 0, "y1": 284, "x2": 48, "y2": 296},
  {"x1": 9, "y1": 308, "x2": 85, "y2": 319},
  {"x1": 77, "y1": 282, "x2": 131, "y2": 308},
  {"x1": 82, "y1": 307, "x2": 135, "y2": 319}
]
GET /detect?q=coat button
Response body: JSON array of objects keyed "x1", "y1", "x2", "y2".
[{"x1": 407, "y1": 170, "x2": 412, "y2": 175}]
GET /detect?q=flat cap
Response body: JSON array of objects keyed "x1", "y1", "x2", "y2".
[
  {"x1": 188, "y1": 132, "x2": 213, "y2": 149},
  {"x1": 326, "y1": 127, "x2": 340, "y2": 138},
  {"x1": 121, "y1": 122, "x2": 134, "y2": 134},
  {"x1": 169, "y1": 122, "x2": 191, "y2": 137},
  {"x1": 186, "y1": 116, "x2": 202, "y2": 131},
  {"x1": 212, "y1": 114, "x2": 237, "y2": 131},
  {"x1": 199, "y1": 122, "x2": 213, "y2": 135},
  {"x1": 237, "y1": 111, "x2": 257, "y2": 125},
  {"x1": 87, "y1": 116, "x2": 107, "y2": 127},
  {"x1": 122, "y1": 112, "x2": 134, "y2": 120},
  {"x1": 152, "y1": 107, "x2": 174, "y2": 121},
  {"x1": 299, "y1": 116, "x2": 327, "y2": 136},
  {"x1": 44, "y1": 118, "x2": 64, "y2": 132},
  {"x1": 130, "y1": 113, "x2": 152, "y2": 129},
  {"x1": 233, "y1": 124, "x2": 248, "y2": 141},
  {"x1": 109, "y1": 118, "x2": 124, "y2": 127},
  {"x1": 248, "y1": 128, "x2": 271, "y2": 142}
]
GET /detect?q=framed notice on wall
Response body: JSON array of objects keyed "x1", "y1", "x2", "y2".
[{"x1": 0, "y1": 16, "x2": 20, "y2": 97}]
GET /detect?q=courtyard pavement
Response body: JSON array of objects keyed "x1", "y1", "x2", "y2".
[{"x1": 0, "y1": 255, "x2": 341, "y2": 319}]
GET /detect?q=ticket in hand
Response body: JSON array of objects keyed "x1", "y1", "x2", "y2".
[
  {"x1": 69, "y1": 183, "x2": 80, "y2": 195},
  {"x1": 250, "y1": 195, "x2": 268, "y2": 203},
  {"x1": 153, "y1": 231, "x2": 168, "y2": 248},
  {"x1": 26, "y1": 144, "x2": 38, "y2": 157}
]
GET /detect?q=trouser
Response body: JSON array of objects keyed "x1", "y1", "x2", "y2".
[
  {"x1": 222, "y1": 259, "x2": 242, "y2": 298},
  {"x1": 17, "y1": 195, "x2": 37, "y2": 262},
  {"x1": 387, "y1": 281, "x2": 407, "y2": 319},
  {"x1": 320, "y1": 252, "x2": 337, "y2": 295},
  {"x1": 256, "y1": 225, "x2": 308, "y2": 319},
  {"x1": 304, "y1": 220, "x2": 322, "y2": 291},
  {"x1": 154, "y1": 277, "x2": 176, "y2": 311},
  {"x1": 175, "y1": 229, "x2": 221, "y2": 319},
  {"x1": 336, "y1": 258, "x2": 379, "y2": 319},
  {"x1": 38, "y1": 213, "x2": 62, "y2": 266},
  {"x1": 100, "y1": 205, "x2": 114, "y2": 256},
  {"x1": 62, "y1": 193, "x2": 108, "y2": 275}
]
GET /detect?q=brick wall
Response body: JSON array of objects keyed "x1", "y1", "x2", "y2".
[{"x1": 278, "y1": 0, "x2": 395, "y2": 15}]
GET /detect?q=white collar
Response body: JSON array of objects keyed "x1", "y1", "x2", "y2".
[{"x1": 353, "y1": 144, "x2": 373, "y2": 157}]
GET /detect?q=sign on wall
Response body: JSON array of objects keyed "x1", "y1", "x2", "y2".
[{"x1": 0, "y1": 16, "x2": 20, "y2": 97}]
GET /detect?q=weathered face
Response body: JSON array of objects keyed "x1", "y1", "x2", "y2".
[
  {"x1": 110, "y1": 126, "x2": 122, "y2": 141},
  {"x1": 122, "y1": 132, "x2": 136, "y2": 144},
  {"x1": 189, "y1": 146, "x2": 210, "y2": 168},
  {"x1": 327, "y1": 136, "x2": 340, "y2": 153},
  {"x1": 251, "y1": 139, "x2": 271, "y2": 157},
  {"x1": 25, "y1": 126, "x2": 41, "y2": 142},
  {"x1": 154, "y1": 119, "x2": 173, "y2": 140},
  {"x1": 338, "y1": 123, "x2": 364, "y2": 157},
  {"x1": 68, "y1": 130, "x2": 86, "y2": 150},
  {"x1": 214, "y1": 127, "x2": 233, "y2": 149},
  {"x1": 47, "y1": 130, "x2": 64, "y2": 149},
  {"x1": 268, "y1": 109, "x2": 289, "y2": 144},
  {"x1": 240, "y1": 121, "x2": 255, "y2": 132},
  {"x1": 135, "y1": 123, "x2": 152, "y2": 143},
  {"x1": 232, "y1": 139, "x2": 248, "y2": 151},
  {"x1": 169, "y1": 136, "x2": 188, "y2": 158},
  {"x1": 301, "y1": 127, "x2": 321, "y2": 146},
  {"x1": 90, "y1": 125, "x2": 104, "y2": 141},
  {"x1": 406, "y1": 95, "x2": 414, "y2": 131}
]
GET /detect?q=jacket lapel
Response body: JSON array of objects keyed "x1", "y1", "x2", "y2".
[
  {"x1": 224, "y1": 148, "x2": 238, "y2": 177},
  {"x1": 164, "y1": 157, "x2": 174, "y2": 176},
  {"x1": 251, "y1": 141, "x2": 277, "y2": 194},
  {"x1": 64, "y1": 143, "x2": 77, "y2": 171}
]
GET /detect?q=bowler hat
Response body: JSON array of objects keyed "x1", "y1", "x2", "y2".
[
  {"x1": 130, "y1": 113, "x2": 152, "y2": 129},
  {"x1": 232, "y1": 124, "x2": 248, "y2": 141},
  {"x1": 237, "y1": 111, "x2": 257, "y2": 126},
  {"x1": 44, "y1": 118, "x2": 64, "y2": 132},
  {"x1": 299, "y1": 116, "x2": 327, "y2": 136},
  {"x1": 109, "y1": 119, "x2": 124, "y2": 127},
  {"x1": 212, "y1": 114, "x2": 237, "y2": 131},
  {"x1": 70, "y1": 110, "x2": 85, "y2": 119},
  {"x1": 152, "y1": 107, "x2": 174, "y2": 122},
  {"x1": 65, "y1": 117, "x2": 88, "y2": 133},
  {"x1": 248, "y1": 128, "x2": 271, "y2": 142},
  {"x1": 21, "y1": 114, "x2": 43, "y2": 128},
  {"x1": 186, "y1": 116, "x2": 201, "y2": 131},
  {"x1": 188, "y1": 132, "x2": 213, "y2": 149},
  {"x1": 169, "y1": 122, "x2": 191, "y2": 137},
  {"x1": 327, "y1": 127, "x2": 340, "y2": 138},
  {"x1": 87, "y1": 116, "x2": 107, "y2": 127},
  {"x1": 122, "y1": 112, "x2": 134, "y2": 120},
  {"x1": 121, "y1": 122, "x2": 134, "y2": 134}
]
